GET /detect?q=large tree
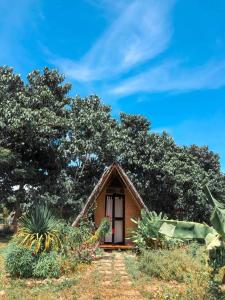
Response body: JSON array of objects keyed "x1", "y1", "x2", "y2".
[
  {"x1": 58, "y1": 95, "x2": 117, "y2": 217},
  {"x1": 113, "y1": 113, "x2": 225, "y2": 222},
  {"x1": 0, "y1": 66, "x2": 71, "y2": 219},
  {"x1": 0, "y1": 66, "x2": 224, "y2": 223}
]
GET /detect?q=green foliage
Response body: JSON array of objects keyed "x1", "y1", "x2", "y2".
[
  {"x1": 131, "y1": 210, "x2": 182, "y2": 249},
  {"x1": 59, "y1": 218, "x2": 110, "y2": 269},
  {"x1": 4, "y1": 212, "x2": 108, "y2": 279},
  {"x1": 186, "y1": 241, "x2": 203, "y2": 258},
  {"x1": 5, "y1": 242, "x2": 61, "y2": 278},
  {"x1": 0, "y1": 66, "x2": 71, "y2": 219},
  {"x1": 132, "y1": 186, "x2": 225, "y2": 281},
  {"x1": 33, "y1": 252, "x2": 61, "y2": 278},
  {"x1": 208, "y1": 242, "x2": 225, "y2": 272},
  {"x1": 87, "y1": 217, "x2": 110, "y2": 245},
  {"x1": 117, "y1": 115, "x2": 225, "y2": 222},
  {"x1": 138, "y1": 248, "x2": 209, "y2": 283},
  {"x1": 125, "y1": 246, "x2": 224, "y2": 300},
  {"x1": 58, "y1": 220, "x2": 93, "y2": 254},
  {"x1": 56, "y1": 219, "x2": 98, "y2": 270},
  {"x1": 203, "y1": 186, "x2": 225, "y2": 277},
  {"x1": 0, "y1": 66, "x2": 225, "y2": 222},
  {"x1": 5, "y1": 243, "x2": 35, "y2": 278},
  {"x1": 17, "y1": 206, "x2": 61, "y2": 253}
]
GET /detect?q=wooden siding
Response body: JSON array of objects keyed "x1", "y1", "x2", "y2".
[
  {"x1": 124, "y1": 188, "x2": 141, "y2": 244},
  {"x1": 94, "y1": 186, "x2": 141, "y2": 245},
  {"x1": 94, "y1": 187, "x2": 106, "y2": 228}
]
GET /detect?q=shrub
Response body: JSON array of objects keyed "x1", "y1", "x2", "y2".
[
  {"x1": 75, "y1": 249, "x2": 93, "y2": 263},
  {"x1": 138, "y1": 248, "x2": 209, "y2": 283},
  {"x1": 131, "y1": 210, "x2": 183, "y2": 250},
  {"x1": 86, "y1": 217, "x2": 110, "y2": 245},
  {"x1": 5, "y1": 243, "x2": 36, "y2": 278},
  {"x1": 57, "y1": 220, "x2": 93, "y2": 254},
  {"x1": 33, "y1": 252, "x2": 61, "y2": 278},
  {"x1": 129, "y1": 247, "x2": 222, "y2": 300}
]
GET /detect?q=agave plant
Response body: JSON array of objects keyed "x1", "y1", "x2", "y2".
[{"x1": 17, "y1": 206, "x2": 62, "y2": 254}]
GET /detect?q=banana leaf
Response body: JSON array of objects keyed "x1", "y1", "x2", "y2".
[
  {"x1": 159, "y1": 220, "x2": 216, "y2": 241},
  {"x1": 204, "y1": 185, "x2": 225, "y2": 239}
]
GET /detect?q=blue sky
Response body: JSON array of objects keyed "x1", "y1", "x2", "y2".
[{"x1": 0, "y1": 0, "x2": 225, "y2": 170}]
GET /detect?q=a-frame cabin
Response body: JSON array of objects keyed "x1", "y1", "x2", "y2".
[{"x1": 73, "y1": 163, "x2": 147, "y2": 248}]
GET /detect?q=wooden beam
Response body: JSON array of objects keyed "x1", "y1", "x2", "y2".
[{"x1": 99, "y1": 244, "x2": 134, "y2": 250}]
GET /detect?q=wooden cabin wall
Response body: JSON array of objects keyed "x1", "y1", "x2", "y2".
[
  {"x1": 94, "y1": 187, "x2": 106, "y2": 228},
  {"x1": 124, "y1": 188, "x2": 141, "y2": 244},
  {"x1": 94, "y1": 187, "x2": 141, "y2": 244}
]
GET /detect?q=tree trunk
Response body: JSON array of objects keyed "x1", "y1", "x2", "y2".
[
  {"x1": 60, "y1": 205, "x2": 63, "y2": 218},
  {"x1": 222, "y1": 271, "x2": 225, "y2": 284},
  {"x1": 12, "y1": 192, "x2": 22, "y2": 232}
]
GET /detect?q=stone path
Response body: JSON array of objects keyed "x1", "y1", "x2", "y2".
[{"x1": 88, "y1": 251, "x2": 144, "y2": 300}]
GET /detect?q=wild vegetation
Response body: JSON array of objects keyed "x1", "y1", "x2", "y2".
[
  {"x1": 0, "y1": 66, "x2": 225, "y2": 223},
  {"x1": 3, "y1": 206, "x2": 110, "y2": 279},
  {"x1": 0, "y1": 208, "x2": 113, "y2": 299},
  {"x1": 125, "y1": 245, "x2": 225, "y2": 300},
  {"x1": 0, "y1": 190, "x2": 225, "y2": 299},
  {"x1": 0, "y1": 65, "x2": 225, "y2": 299},
  {"x1": 128, "y1": 189, "x2": 225, "y2": 299}
]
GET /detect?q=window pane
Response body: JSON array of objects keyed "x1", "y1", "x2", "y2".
[
  {"x1": 105, "y1": 196, "x2": 112, "y2": 242},
  {"x1": 105, "y1": 196, "x2": 113, "y2": 218},
  {"x1": 115, "y1": 196, "x2": 123, "y2": 218},
  {"x1": 114, "y1": 220, "x2": 123, "y2": 243}
]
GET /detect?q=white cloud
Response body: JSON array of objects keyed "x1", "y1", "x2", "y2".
[
  {"x1": 49, "y1": 0, "x2": 225, "y2": 99},
  {"x1": 52, "y1": 0, "x2": 174, "y2": 81},
  {"x1": 110, "y1": 59, "x2": 225, "y2": 96}
]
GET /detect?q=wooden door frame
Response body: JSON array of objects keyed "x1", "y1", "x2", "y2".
[{"x1": 104, "y1": 193, "x2": 125, "y2": 245}]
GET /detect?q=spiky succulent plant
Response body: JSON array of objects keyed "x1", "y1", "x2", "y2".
[{"x1": 17, "y1": 206, "x2": 61, "y2": 254}]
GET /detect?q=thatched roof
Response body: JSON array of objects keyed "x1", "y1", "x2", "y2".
[{"x1": 72, "y1": 163, "x2": 148, "y2": 227}]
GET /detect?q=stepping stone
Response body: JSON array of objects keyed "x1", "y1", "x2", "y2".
[
  {"x1": 98, "y1": 270, "x2": 112, "y2": 275},
  {"x1": 98, "y1": 264, "x2": 112, "y2": 268},
  {"x1": 101, "y1": 280, "x2": 112, "y2": 286},
  {"x1": 118, "y1": 271, "x2": 127, "y2": 276},
  {"x1": 122, "y1": 290, "x2": 141, "y2": 296},
  {"x1": 122, "y1": 281, "x2": 132, "y2": 286},
  {"x1": 114, "y1": 266, "x2": 126, "y2": 270}
]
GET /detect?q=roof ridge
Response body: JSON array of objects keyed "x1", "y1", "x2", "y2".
[{"x1": 72, "y1": 163, "x2": 147, "y2": 227}]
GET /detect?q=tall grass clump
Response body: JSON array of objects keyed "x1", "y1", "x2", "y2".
[
  {"x1": 136, "y1": 246, "x2": 224, "y2": 300},
  {"x1": 139, "y1": 247, "x2": 208, "y2": 282}
]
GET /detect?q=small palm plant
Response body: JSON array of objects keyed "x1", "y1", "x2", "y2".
[{"x1": 17, "y1": 206, "x2": 62, "y2": 254}]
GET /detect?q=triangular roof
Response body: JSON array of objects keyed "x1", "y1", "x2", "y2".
[{"x1": 72, "y1": 163, "x2": 148, "y2": 226}]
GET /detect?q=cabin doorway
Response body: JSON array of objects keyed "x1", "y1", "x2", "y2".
[{"x1": 105, "y1": 194, "x2": 125, "y2": 244}]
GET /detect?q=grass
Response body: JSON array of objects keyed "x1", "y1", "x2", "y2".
[
  {"x1": 0, "y1": 236, "x2": 89, "y2": 299},
  {"x1": 124, "y1": 245, "x2": 225, "y2": 300},
  {"x1": 0, "y1": 238, "x2": 125, "y2": 300},
  {"x1": 1, "y1": 237, "x2": 225, "y2": 300},
  {"x1": 0, "y1": 235, "x2": 11, "y2": 248}
]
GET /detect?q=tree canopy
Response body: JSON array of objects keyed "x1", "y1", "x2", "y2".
[{"x1": 0, "y1": 66, "x2": 224, "y2": 222}]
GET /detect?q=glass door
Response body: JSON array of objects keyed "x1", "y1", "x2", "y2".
[
  {"x1": 105, "y1": 195, "x2": 113, "y2": 243},
  {"x1": 105, "y1": 194, "x2": 125, "y2": 244}
]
